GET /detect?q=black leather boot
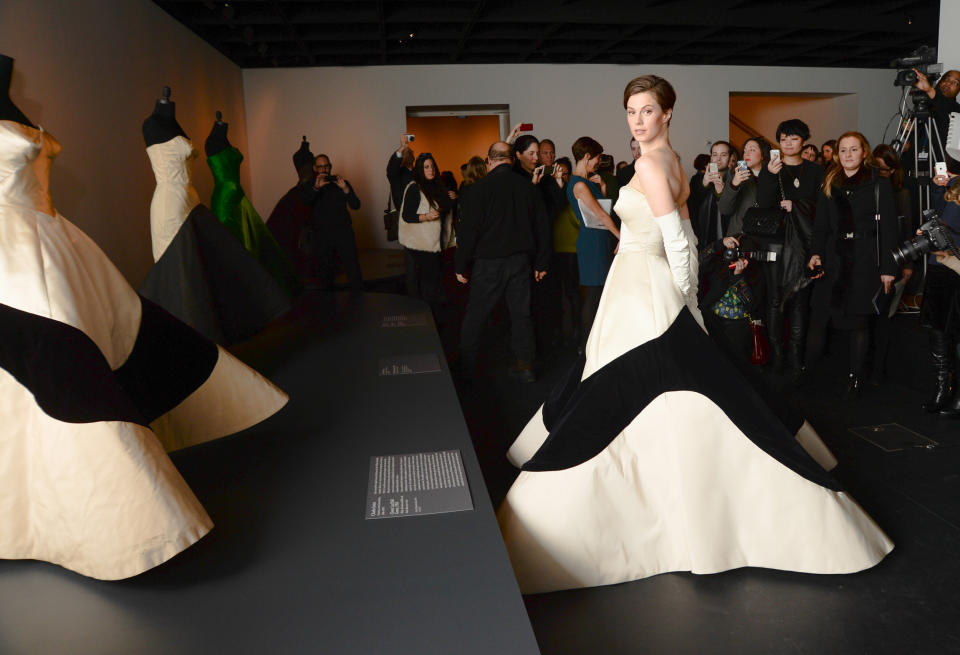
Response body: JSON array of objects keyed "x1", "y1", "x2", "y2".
[
  {"x1": 786, "y1": 336, "x2": 804, "y2": 382},
  {"x1": 785, "y1": 290, "x2": 808, "y2": 381},
  {"x1": 939, "y1": 351, "x2": 960, "y2": 417},
  {"x1": 766, "y1": 308, "x2": 784, "y2": 373},
  {"x1": 843, "y1": 373, "x2": 862, "y2": 399},
  {"x1": 923, "y1": 331, "x2": 952, "y2": 413}
]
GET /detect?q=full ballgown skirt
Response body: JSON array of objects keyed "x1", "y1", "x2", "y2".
[
  {"x1": 140, "y1": 136, "x2": 292, "y2": 345},
  {"x1": 207, "y1": 146, "x2": 300, "y2": 296},
  {"x1": 497, "y1": 186, "x2": 893, "y2": 594},
  {"x1": 266, "y1": 183, "x2": 313, "y2": 279},
  {"x1": 0, "y1": 120, "x2": 288, "y2": 579}
]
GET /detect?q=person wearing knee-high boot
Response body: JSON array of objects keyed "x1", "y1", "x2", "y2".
[
  {"x1": 756, "y1": 119, "x2": 823, "y2": 375},
  {"x1": 919, "y1": 176, "x2": 960, "y2": 415}
]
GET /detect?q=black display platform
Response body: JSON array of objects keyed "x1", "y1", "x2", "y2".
[{"x1": 0, "y1": 292, "x2": 538, "y2": 655}]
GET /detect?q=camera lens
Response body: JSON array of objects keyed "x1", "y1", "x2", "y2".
[{"x1": 892, "y1": 234, "x2": 932, "y2": 265}]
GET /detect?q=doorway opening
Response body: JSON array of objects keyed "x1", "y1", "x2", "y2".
[
  {"x1": 728, "y1": 92, "x2": 857, "y2": 153},
  {"x1": 406, "y1": 104, "x2": 509, "y2": 184}
]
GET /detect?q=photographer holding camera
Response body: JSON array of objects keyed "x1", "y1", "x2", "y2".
[
  {"x1": 302, "y1": 154, "x2": 363, "y2": 291},
  {"x1": 915, "y1": 176, "x2": 960, "y2": 416},
  {"x1": 699, "y1": 235, "x2": 765, "y2": 365},
  {"x1": 805, "y1": 132, "x2": 898, "y2": 396},
  {"x1": 912, "y1": 68, "x2": 960, "y2": 161}
]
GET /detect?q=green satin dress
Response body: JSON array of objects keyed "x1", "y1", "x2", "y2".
[{"x1": 207, "y1": 147, "x2": 299, "y2": 295}]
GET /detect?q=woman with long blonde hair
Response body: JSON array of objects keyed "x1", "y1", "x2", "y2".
[{"x1": 806, "y1": 131, "x2": 899, "y2": 394}]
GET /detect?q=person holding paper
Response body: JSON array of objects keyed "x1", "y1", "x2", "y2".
[{"x1": 568, "y1": 136, "x2": 620, "y2": 353}]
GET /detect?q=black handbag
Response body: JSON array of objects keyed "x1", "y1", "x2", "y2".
[
  {"x1": 384, "y1": 190, "x2": 399, "y2": 242},
  {"x1": 742, "y1": 172, "x2": 787, "y2": 237}
]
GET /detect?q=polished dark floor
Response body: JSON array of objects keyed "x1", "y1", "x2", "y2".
[{"x1": 431, "y1": 282, "x2": 960, "y2": 655}]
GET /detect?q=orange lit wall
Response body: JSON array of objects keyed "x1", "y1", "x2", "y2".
[{"x1": 405, "y1": 115, "x2": 501, "y2": 184}]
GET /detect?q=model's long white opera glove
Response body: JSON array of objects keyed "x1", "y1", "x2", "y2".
[
  {"x1": 654, "y1": 208, "x2": 694, "y2": 303},
  {"x1": 679, "y1": 217, "x2": 700, "y2": 289},
  {"x1": 657, "y1": 209, "x2": 706, "y2": 330}
]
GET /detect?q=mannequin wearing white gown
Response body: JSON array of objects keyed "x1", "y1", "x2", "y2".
[
  {"x1": 0, "y1": 109, "x2": 287, "y2": 579},
  {"x1": 496, "y1": 76, "x2": 893, "y2": 594}
]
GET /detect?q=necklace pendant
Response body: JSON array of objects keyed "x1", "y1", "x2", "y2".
[{"x1": 794, "y1": 177, "x2": 800, "y2": 189}]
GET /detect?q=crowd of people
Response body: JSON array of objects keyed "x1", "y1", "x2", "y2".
[{"x1": 282, "y1": 68, "x2": 960, "y2": 417}]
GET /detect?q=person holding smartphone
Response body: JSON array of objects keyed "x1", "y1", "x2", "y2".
[
  {"x1": 755, "y1": 119, "x2": 824, "y2": 378},
  {"x1": 691, "y1": 140, "x2": 734, "y2": 247},
  {"x1": 303, "y1": 154, "x2": 363, "y2": 290},
  {"x1": 718, "y1": 136, "x2": 771, "y2": 238}
]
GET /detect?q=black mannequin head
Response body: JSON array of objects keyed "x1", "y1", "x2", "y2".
[
  {"x1": 0, "y1": 54, "x2": 37, "y2": 128},
  {"x1": 205, "y1": 110, "x2": 231, "y2": 157},
  {"x1": 293, "y1": 135, "x2": 314, "y2": 183},
  {"x1": 142, "y1": 86, "x2": 188, "y2": 147}
]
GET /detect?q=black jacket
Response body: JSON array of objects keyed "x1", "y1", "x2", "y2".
[
  {"x1": 386, "y1": 151, "x2": 415, "y2": 209},
  {"x1": 756, "y1": 160, "x2": 824, "y2": 210},
  {"x1": 456, "y1": 164, "x2": 551, "y2": 274},
  {"x1": 301, "y1": 182, "x2": 360, "y2": 230},
  {"x1": 810, "y1": 169, "x2": 898, "y2": 317}
]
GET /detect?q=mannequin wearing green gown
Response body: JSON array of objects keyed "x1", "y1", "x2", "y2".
[{"x1": 205, "y1": 117, "x2": 300, "y2": 295}]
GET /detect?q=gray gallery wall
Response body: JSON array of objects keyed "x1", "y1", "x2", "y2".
[{"x1": 242, "y1": 63, "x2": 902, "y2": 250}]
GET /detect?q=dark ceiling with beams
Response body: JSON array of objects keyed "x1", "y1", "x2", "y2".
[{"x1": 153, "y1": 0, "x2": 940, "y2": 69}]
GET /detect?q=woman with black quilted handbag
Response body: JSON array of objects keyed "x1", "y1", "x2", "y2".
[
  {"x1": 752, "y1": 119, "x2": 825, "y2": 378},
  {"x1": 805, "y1": 132, "x2": 899, "y2": 397}
]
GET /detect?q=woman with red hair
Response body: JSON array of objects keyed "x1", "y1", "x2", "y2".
[{"x1": 806, "y1": 132, "x2": 899, "y2": 395}]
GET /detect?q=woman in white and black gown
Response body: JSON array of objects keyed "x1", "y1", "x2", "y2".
[{"x1": 496, "y1": 75, "x2": 893, "y2": 595}]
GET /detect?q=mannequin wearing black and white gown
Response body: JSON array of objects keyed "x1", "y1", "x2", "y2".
[
  {"x1": 0, "y1": 69, "x2": 288, "y2": 579},
  {"x1": 496, "y1": 184, "x2": 893, "y2": 594},
  {"x1": 138, "y1": 96, "x2": 293, "y2": 345}
]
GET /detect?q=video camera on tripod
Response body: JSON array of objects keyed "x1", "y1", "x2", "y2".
[
  {"x1": 889, "y1": 45, "x2": 946, "y2": 217},
  {"x1": 892, "y1": 45, "x2": 942, "y2": 89}
]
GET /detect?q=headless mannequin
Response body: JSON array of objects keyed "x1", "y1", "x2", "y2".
[
  {"x1": 293, "y1": 136, "x2": 315, "y2": 186},
  {"x1": 204, "y1": 111, "x2": 230, "y2": 157},
  {"x1": 0, "y1": 54, "x2": 37, "y2": 128},
  {"x1": 142, "y1": 86, "x2": 188, "y2": 147}
]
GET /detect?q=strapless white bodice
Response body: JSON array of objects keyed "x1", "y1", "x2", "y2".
[
  {"x1": 146, "y1": 136, "x2": 200, "y2": 260},
  {"x1": 0, "y1": 120, "x2": 60, "y2": 216},
  {"x1": 613, "y1": 186, "x2": 668, "y2": 256},
  {"x1": 146, "y1": 135, "x2": 198, "y2": 187}
]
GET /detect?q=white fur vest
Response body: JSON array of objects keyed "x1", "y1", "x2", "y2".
[{"x1": 398, "y1": 182, "x2": 456, "y2": 252}]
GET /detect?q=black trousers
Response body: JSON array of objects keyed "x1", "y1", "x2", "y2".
[
  {"x1": 404, "y1": 248, "x2": 442, "y2": 303},
  {"x1": 555, "y1": 252, "x2": 582, "y2": 340},
  {"x1": 317, "y1": 224, "x2": 363, "y2": 291},
  {"x1": 459, "y1": 253, "x2": 535, "y2": 369}
]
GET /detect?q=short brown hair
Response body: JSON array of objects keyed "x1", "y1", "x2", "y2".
[
  {"x1": 462, "y1": 156, "x2": 487, "y2": 186},
  {"x1": 622, "y1": 75, "x2": 677, "y2": 119},
  {"x1": 571, "y1": 136, "x2": 603, "y2": 163},
  {"x1": 873, "y1": 144, "x2": 905, "y2": 190}
]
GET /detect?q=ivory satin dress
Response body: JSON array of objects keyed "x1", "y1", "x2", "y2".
[
  {"x1": 0, "y1": 120, "x2": 287, "y2": 580},
  {"x1": 496, "y1": 185, "x2": 893, "y2": 594},
  {"x1": 141, "y1": 136, "x2": 292, "y2": 344}
]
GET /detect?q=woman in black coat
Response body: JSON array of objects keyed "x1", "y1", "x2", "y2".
[{"x1": 805, "y1": 132, "x2": 899, "y2": 395}]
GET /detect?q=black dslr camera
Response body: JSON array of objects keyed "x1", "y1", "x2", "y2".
[
  {"x1": 721, "y1": 246, "x2": 777, "y2": 263},
  {"x1": 892, "y1": 208, "x2": 960, "y2": 265}
]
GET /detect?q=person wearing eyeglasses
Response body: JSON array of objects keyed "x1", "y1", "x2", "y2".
[
  {"x1": 913, "y1": 68, "x2": 960, "y2": 164},
  {"x1": 302, "y1": 154, "x2": 362, "y2": 291}
]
